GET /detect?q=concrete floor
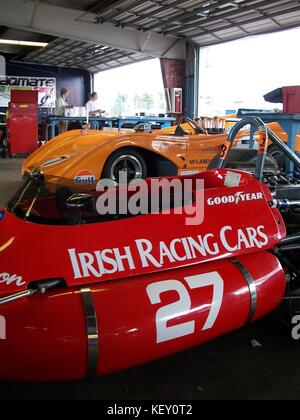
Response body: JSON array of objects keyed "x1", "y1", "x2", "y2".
[
  {"x1": 0, "y1": 159, "x2": 300, "y2": 400},
  {"x1": 0, "y1": 158, "x2": 24, "y2": 204}
]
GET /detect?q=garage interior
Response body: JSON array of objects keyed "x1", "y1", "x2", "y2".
[{"x1": 1, "y1": 0, "x2": 300, "y2": 401}]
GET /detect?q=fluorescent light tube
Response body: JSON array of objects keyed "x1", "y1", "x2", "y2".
[{"x1": 0, "y1": 39, "x2": 48, "y2": 48}]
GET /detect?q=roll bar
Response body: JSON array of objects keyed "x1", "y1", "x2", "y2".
[{"x1": 217, "y1": 116, "x2": 300, "y2": 180}]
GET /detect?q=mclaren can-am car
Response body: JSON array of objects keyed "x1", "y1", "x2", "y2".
[
  {"x1": 0, "y1": 117, "x2": 300, "y2": 381},
  {"x1": 22, "y1": 117, "x2": 250, "y2": 185},
  {"x1": 22, "y1": 116, "x2": 299, "y2": 185}
]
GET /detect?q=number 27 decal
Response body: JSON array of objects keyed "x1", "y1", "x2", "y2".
[{"x1": 147, "y1": 272, "x2": 224, "y2": 343}]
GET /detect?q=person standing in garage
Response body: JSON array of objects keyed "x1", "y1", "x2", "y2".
[
  {"x1": 55, "y1": 88, "x2": 73, "y2": 134},
  {"x1": 86, "y1": 92, "x2": 105, "y2": 130}
]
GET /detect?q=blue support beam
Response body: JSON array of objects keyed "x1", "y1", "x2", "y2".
[{"x1": 185, "y1": 43, "x2": 199, "y2": 119}]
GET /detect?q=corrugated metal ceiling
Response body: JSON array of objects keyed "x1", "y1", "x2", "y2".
[
  {"x1": 87, "y1": 0, "x2": 300, "y2": 45},
  {"x1": 22, "y1": 37, "x2": 152, "y2": 72},
  {"x1": 4, "y1": 0, "x2": 300, "y2": 72}
]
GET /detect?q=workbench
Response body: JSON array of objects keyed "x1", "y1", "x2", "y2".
[{"x1": 45, "y1": 115, "x2": 176, "y2": 140}]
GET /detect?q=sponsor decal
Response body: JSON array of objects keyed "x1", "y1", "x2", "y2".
[
  {"x1": 189, "y1": 159, "x2": 211, "y2": 166},
  {"x1": 225, "y1": 171, "x2": 241, "y2": 187},
  {"x1": 41, "y1": 156, "x2": 69, "y2": 168},
  {"x1": 74, "y1": 170, "x2": 96, "y2": 185},
  {"x1": 0, "y1": 75, "x2": 56, "y2": 108},
  {"x1": 0, "y1": 76, "x2": 55, "y2": 88},
  {"x1": 68, "y1": 224, "x2": 268, "y2": 280},
  {"x1": 0, "y1": 272, "x2": 25, "y2": 287},
  {"x1": 207, "y1": 191, "x2": 263, "y2": 206}
]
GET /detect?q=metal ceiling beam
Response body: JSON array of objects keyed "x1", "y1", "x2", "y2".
[
  {"x1": 53, "y1": 48, "x2": 128, "y2": 66},
  {"x1": 105, "y1": 0, "x2": 210, "y2": 30},
  {"x1": 176, "y1": 0, "x2": 256, "y2": 24},
  {"x1": 145, "y1": 0, "x2": 242, "y2": 31},
  {"x1": 176, "y1": 0, "x2": 278, "y2": 25},
  {"x1": 26, "y1": 39, "x2": 85, "y2": 60},
  {"x1": 112, "y1": 0, "x2": 186, "y2": 28},
  {"x1": 163, "y1": 0, "x2": 293, "y2": 35},
  {"x1": 74, "y1": 52, "x2": 140, "y2": 69},
  {"x1": 192, "y1": 19, "x2": 300, "y2": 47},
  {"x1": 146, "y1": 0, "x2": 276, "y2": 33},
  {"x1": 186, "y1": 4, "x2": 300, "y2": 39},
  {"x1": 95, "y1": 0, "x2": 155, "y2": 21},
  {"x1": 0, "y1": 0, "x2": 185, "y2": 59},
  {"x1": 86, "y1": 0, "x2": 124, "y2": 15},
  {"x1": 23, "y1": 37, "x2": 150, "y2": 69},
  {"x1": 185, "y1": 4, "x2": 294, "y2": 37}
]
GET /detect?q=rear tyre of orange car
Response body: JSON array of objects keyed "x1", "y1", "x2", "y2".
[{"x1": 102, "y1": 148, "x2": 147, "y2": 183}]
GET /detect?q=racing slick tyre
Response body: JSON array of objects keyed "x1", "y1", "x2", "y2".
[{"x1": 102, "y1": 148, "x2": 147, "y2": 184}]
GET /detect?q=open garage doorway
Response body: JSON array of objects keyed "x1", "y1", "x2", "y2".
[
  {"x1": 94, "y1": 59, "x2": 166, "y2": 117},
  {"x1": 198, "y1": 27, "x2": 300, "y2": 116}
]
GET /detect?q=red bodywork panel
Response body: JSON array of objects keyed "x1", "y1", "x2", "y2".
[
  {"x1": 0, "y1": 252, "x2": 285, "y2": 381},
  {"x1": 0, "y1": 170, "x2": 285, "y2": 295},
  {"x1": 0, "y1": 169, "x2": 287, "y2": 381}
]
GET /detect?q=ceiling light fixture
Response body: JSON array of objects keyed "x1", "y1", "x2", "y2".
[{"x1": 0, "y1": 39, "x2": 48, "y2": 48}]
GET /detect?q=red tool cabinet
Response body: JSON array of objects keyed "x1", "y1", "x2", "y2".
[{"x1": 7, "y1": 90, "x2": 38, "y2": 155}]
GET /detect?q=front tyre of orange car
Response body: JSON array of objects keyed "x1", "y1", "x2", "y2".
[{"x1": 102, "y1": 148, "x2": 147, "y2": 183}]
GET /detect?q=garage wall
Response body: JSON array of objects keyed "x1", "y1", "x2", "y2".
[{"x1": 0, "y1": 54, "x2": 91, "y2": 110}]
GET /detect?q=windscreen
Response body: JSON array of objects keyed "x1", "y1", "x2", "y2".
[
  {"x1": 6, "y1": 173, "x2": 196, "y2": 226},
  {"x1": 6, "y1": 175, "x2": 109, "y2": 226}
]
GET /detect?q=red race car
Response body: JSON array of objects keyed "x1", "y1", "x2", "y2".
[{"x1": 0, "y1": 117, "x2": 299, "y2": 382}]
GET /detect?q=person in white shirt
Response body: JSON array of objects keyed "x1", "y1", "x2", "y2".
[
  {"x1": 55, "y1": 88, "x2": 73, "y2": 134},
  {"x1": 86, "y1": 92, "x2": 105, "y2": 130}
]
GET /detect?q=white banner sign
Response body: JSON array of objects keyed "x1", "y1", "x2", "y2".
[{"x1": 0, "y1": 75, "x2": 56, "y2": 108}]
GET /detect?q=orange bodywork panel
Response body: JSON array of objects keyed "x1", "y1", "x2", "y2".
[{"x1": 22, "y1": 121, "x2": 300, "y2": 182}]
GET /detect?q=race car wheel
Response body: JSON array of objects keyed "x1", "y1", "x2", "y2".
[{"x1": 102, "y1": 149, "x2": 147, "y2": 183}]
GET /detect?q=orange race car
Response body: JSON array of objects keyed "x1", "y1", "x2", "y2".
[{"x1": 22, "y1": 117, "x2": 299, "y2": 185}]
